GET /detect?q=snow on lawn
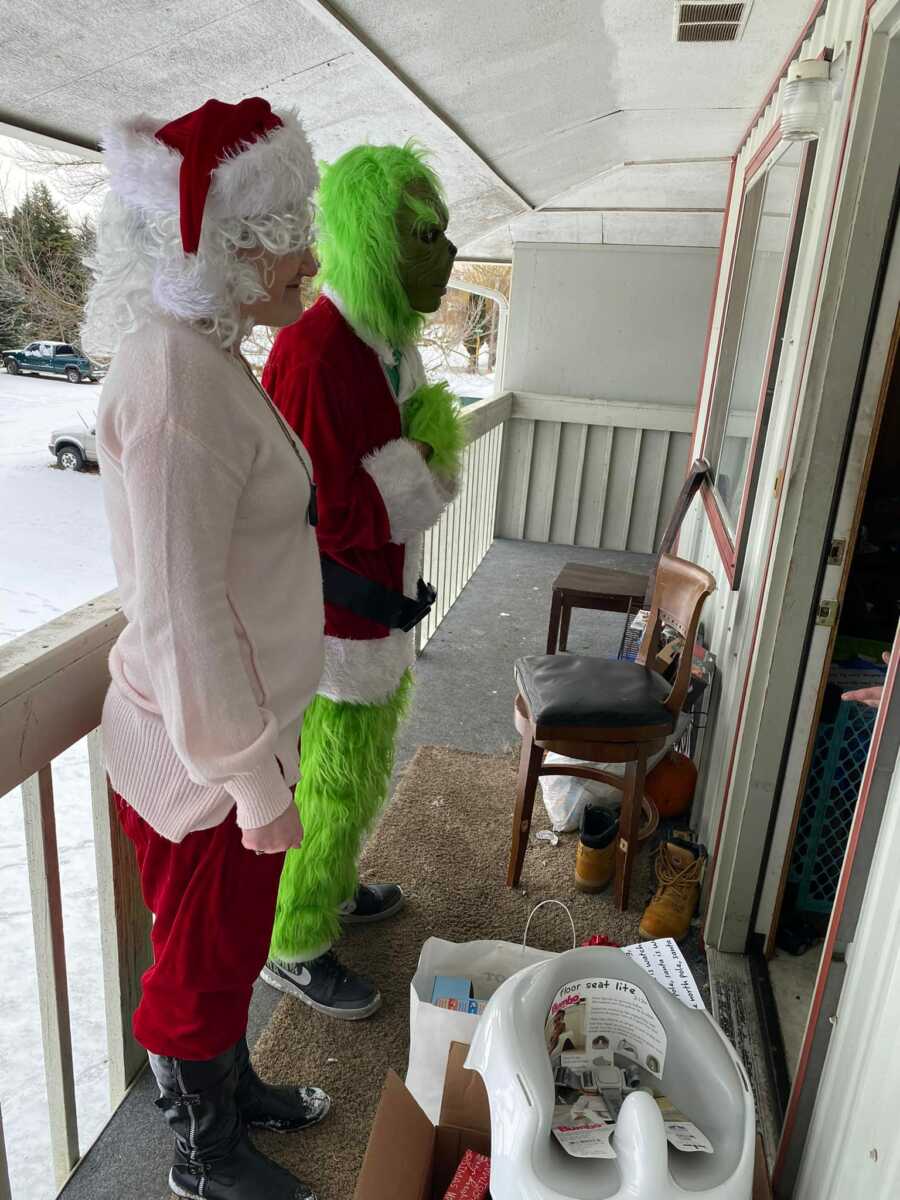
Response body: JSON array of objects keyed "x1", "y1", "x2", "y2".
[
  {"x1": 0, "y1": 371, "x2": 114, "y2": 642},
  {"x1": 438, "y1": 367, "x2": 497, "y2": 403},
  {"x1": 421, "y1": 345, "x2": 499, "y2": 406},
  {"x1": 0, "y1": 370, "x2": 116, "y2": 1200}
]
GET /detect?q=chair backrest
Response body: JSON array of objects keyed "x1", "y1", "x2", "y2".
[
  {"x1": 644, "y1": 458, "x2": 709, "y2": 604},
  {"x1": 637, "y1": 553, "x2": 716, "y2": 716}
]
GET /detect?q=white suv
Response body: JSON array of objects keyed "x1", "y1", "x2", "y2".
[{"x1": 49, "y1": 423, "x2": 98, "y2": 471}]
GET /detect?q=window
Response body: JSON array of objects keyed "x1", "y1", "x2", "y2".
[
  {"x1": 25, "y1": 343, "x2": 39, "y2": 352},
  {"x1": 55, "y1": 344, "x2": 76, "y2": 355},
  {"x1": 702, "y1": 137, "x2": 816, "y2": 585}
]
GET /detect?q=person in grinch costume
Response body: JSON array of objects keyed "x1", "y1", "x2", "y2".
[{"x1": 260, "y1": 143, "x2": 465, "y2": 1018}]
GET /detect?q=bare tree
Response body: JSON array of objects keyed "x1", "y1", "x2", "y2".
[
  {"x1": 420, "y1": 262, "x2": 511, "y2": 373},
  {"x1": 3, "y1": 139, "x2": 107, "y2": 208}
]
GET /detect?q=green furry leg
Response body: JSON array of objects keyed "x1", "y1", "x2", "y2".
[{"x1": 270, "y1": 671, "x2": 413, "y2": 962}]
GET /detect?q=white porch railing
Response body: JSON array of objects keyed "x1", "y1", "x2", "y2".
[
  {"x1": 0, "y1": 594, "x2": 150, "y2": 1196},
  {"x1": 417, "y1": 391, "x2": 512, "y2": 651}
]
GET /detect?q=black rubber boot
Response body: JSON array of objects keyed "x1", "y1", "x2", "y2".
[
  {"x1": 148, "y1": 1047, "x2": 317, "y2": 1200},
  {"x1": 234, "y1": 1035, "x2": 331, "y2": 1132}
]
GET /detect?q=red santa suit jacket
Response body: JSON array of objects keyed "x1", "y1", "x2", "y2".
[{"x1": 262, "y1": 291, "x2": 455, "y2": 705}]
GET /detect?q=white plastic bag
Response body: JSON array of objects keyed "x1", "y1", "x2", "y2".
[
  {"x1": 539, "y1": 712, "x2": 690, "y2": 833},
  {"x1": 406, "y1": 904, "x2": 576, "y2": 1120}
]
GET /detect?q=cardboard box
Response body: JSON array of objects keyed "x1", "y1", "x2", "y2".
[
  {"x1": 355, "y1": 1042, "x2": 490, "y2": 1200},
  {"x1": 431, "y1": 976, "x2": 476, "y2": 1006},
  {"x1": 357, "y1": 1043, "x2": 772, "y2": 1200}
]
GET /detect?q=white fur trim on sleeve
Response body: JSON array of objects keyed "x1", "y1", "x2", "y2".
[{"x1": 363, "y1": 439, "x2": 445, "y2": 544}]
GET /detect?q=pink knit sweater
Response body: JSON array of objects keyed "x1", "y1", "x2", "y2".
[{"x1": 97, "y1": 318, "x2": 324, "y2": 842}]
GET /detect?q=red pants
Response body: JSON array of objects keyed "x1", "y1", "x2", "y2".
[{"x1": 115, "y1": 795, "x2": 284, "y2": 1060}]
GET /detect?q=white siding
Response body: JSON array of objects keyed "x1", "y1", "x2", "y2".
[
  {"x1": 494, "y1": 395, "x2": 692, "y2": 552},
  {"x1": 503, "y1": 243, "x2": 717, "y2": 406}
]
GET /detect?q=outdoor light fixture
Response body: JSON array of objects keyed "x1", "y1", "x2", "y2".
[{"x1": 781, "y1": 59, "x2": 833, "y2": 141}]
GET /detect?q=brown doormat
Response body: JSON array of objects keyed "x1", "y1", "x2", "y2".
[{"x1": 250, "y1": 745, "x2": 656, "y2": 1200}]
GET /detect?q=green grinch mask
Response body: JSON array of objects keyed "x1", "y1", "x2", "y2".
[
  {"x1": 397, "y1": 182, "x2": 456, "y2": 315},
  {"x1": 315, "y1": 142, "x2": 455, "y2": 347}
]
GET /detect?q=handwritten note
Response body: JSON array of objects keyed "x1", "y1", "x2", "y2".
[{"x1": 620, "y1": 938, "x2": 705, "y2": 1010}]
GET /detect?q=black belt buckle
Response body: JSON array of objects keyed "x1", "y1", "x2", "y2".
[{"x1": 400, "y1": 579, "x2": 437, "y2": 632}]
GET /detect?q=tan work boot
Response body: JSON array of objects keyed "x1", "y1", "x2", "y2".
[
  {"x1": 638, "y1": 838, "x2": 705, "y2": 941},
  {"x1": 575, "y1": 805, "x2": 618, "y2": 893}
]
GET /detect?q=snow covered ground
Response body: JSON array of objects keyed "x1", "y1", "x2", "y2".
[
  {"x1": 0, "y1": 370, "x2": 116, "y2": 1200},
  {"x1": 421, "y1": 344, "x2": 499, "y2": 405},
  {"x1": 0, "y1": 372, "x2": 114, "y2": 642}
]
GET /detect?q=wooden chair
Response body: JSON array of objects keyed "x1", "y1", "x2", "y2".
[
  {"x1": 546, "y1": 458, "x2": 709, "y2": 654},
  {"x1": 508, "y1": 553, "x2": 716, "y2": 910}
]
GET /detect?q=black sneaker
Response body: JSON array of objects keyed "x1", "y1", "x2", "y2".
[
  {"x1": 261, "y1": 951, "x2": 382, "y2": 1020},
  {"x1": 339, "y1": 883, "x2": 405, "y2": 925}
]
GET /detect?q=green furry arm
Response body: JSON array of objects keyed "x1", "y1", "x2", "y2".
[{"x1": 402, "y1": 381, "x2": 467, "y2": 476}]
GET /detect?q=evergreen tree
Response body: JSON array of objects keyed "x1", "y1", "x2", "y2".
[
  {"x1": 0, "y1": 271, "x2": 27, "y2": 347},
  {"x1": 0, "y1": 182, "x2": 93, "y2": 345}
]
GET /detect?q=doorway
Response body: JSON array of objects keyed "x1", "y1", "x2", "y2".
[{"x1": 767, "y1": 321, "x2": 899, "y2": 1080}]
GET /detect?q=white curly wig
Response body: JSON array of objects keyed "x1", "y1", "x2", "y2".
[{"x1": 82, "y1": 107, "x2": 318, "y2": 357}]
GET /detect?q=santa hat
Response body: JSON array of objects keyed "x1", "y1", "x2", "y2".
[{"x1": 102, "y1": 97, "x2": 317, "y2": 253}]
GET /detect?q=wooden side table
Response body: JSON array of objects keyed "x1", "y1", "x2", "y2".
[
  {"x1": 547, "y1": 563, "x2": 649, "y2": 653},
  {"x1": 544, "y1": 459, "x2": 710, "y2": 655}
]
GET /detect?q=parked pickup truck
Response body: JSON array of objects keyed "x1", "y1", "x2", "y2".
[
  {"x1": 3, "y1": 340, "x2": 105, "y2": 383},
  {"x1": 49, "y1": 423, "x2": 98, "y2": 471}
]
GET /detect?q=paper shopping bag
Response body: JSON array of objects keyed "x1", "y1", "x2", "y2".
[{"x1": 406, "y1": 936, "x2": 557, "y2": 1120}]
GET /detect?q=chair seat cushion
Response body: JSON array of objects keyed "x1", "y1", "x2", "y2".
[{"x1": 516, "y1": 654, "x2": 674, "y2": 731}]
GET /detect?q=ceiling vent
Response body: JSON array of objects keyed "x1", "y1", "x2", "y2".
[{"x1": 674, "y1": 2, "x2": 752, "y2": 43}]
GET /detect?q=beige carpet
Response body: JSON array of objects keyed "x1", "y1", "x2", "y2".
[{"x1": 251, "y1": 745, "x2": 656, "y2": 1199}]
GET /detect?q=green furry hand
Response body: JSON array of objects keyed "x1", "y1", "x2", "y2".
[{"x1": 402, "y1": 381, "x2": 467, "y2": 477}]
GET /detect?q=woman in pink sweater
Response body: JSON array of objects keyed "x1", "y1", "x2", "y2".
[{"x1": 82, "y1": 98, "x2": 328, "y2": 1200}]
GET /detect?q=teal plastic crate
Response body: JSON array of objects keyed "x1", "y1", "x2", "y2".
[{"x1": 788, "y1": 697, "x2": 877, "y2": 914}]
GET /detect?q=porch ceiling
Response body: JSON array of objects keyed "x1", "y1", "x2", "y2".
[{"x1": 0, "y1": 0, "x2": 814, "y2": 257}]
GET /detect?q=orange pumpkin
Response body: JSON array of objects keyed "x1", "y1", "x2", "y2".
[{"x1": 645, "y1": 750, "x2": 697, "y2": 820}]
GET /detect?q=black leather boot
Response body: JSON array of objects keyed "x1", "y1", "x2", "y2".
[
  {"x1": 148, "y1": 1047, "x2": 317, "y2": 1200},
  {"x1": 234, "y1": 1035, "x2": 331, "y2": 1132}
]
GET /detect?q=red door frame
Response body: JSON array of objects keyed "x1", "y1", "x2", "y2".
[
  {"x1": 699, "y1": 132, "x2": 815, "y2": 587},
  {"x1": 700, "y1": 0, "x2": 879, "y2": 918},
  {"x1": 773, "y1": 623, "x2": 900, "y2": 1190}
]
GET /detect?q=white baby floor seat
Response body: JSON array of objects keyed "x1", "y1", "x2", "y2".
[{"x1": 466, "y1": 947, "x2": 755, "y2": 1200}]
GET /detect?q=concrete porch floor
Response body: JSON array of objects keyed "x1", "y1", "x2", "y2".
[{"x1": 59, "y1": 539, "x2": 650, "y2": 1199}]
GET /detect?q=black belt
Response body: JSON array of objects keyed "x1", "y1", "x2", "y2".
[{"x1": 320, "y1": 555, "x2": 437, "y2": 633}]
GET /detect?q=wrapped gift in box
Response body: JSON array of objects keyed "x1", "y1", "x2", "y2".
[{"x1": 443, "y1": 1149, "x2": 490, "y2": 1200}]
